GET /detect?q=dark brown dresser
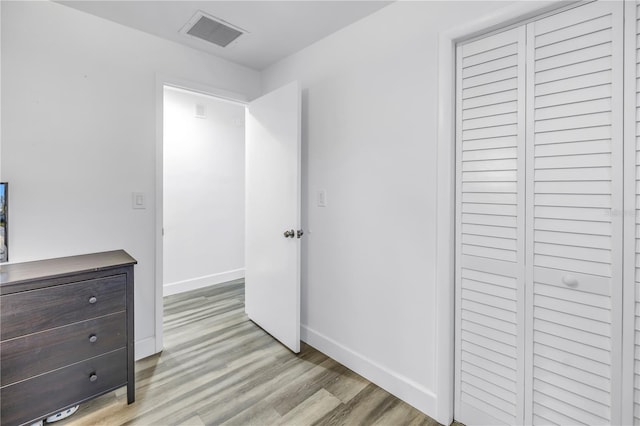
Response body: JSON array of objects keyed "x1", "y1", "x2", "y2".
[{"x1": 0, "y1": 250, "x2": 136, "y2": 426}]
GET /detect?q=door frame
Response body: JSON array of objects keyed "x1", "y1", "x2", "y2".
[
  {"x1": 153, "y1": 74, "x2": 248, "y2": 355},
  {"x1": 622, "y1": 1, "x2": 637, "y2": 423},
  {"x1": 435, "y1": 1, "x2": 567, "y2": 424}
]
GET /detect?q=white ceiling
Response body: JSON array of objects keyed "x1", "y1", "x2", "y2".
[{"x1": 57, "y1": 1, "x2": 393, "y2": 70}]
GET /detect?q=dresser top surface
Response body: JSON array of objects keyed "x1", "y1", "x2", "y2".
[{"x1": 0, "y1": 250, "x2": 137, "y2": 288}]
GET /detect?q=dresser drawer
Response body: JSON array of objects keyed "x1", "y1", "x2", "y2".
[
  {"x1": 1, "y1": 312, "x2": 126, "y2": 386},
  {"x1": 0, "y1": 348, "x2": 127, "y2": 426},
  {"x1": 0, "y1": 274, "x2": 126, "y2": 340}
]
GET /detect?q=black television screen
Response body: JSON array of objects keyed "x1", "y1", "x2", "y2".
[{"x1": 1, "y1": 182, "x2": 7, "y2": 262}]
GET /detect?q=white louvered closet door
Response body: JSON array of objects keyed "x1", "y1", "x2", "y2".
[
  {"x1": 454, "y1": 26, "x2": 526, "y2": 426},
  {"x1": 526, "y1": 2, "x2": 624, "y2": 425},
  {"x1": 455, "y1": 2, "x2": 627, "y2": 425}
]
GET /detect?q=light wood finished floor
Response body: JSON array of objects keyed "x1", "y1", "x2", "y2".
[{"x1": 59, "y1": 280, "x2": 442, "y2": 426}]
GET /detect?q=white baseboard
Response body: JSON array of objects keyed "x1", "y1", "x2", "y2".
[
  {"x1": 163, "y1": 268, "x2": 245, "y2": 296},
  {"x1": 135, "y1": 336, "x2": 157, "y2": 361},
  {"x1": 301, "y1": 324, "x2": 438, "y2": 420}
]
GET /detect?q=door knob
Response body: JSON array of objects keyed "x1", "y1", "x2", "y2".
[
  {"x1": 297, "y1": 229, "x2": 304, "y2": 238},
  {"x1": 562, "y1": 275, "x2": 578, "y2": 287},
  {"x1": 283, "y1": 229, "x2": 295, "y2": 238}
]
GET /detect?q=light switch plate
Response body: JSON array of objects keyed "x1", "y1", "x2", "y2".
[
  {"x1": 132, "y1": 192, "x2": 146, "y2": 209},
  {"x1": 317, "y1": 189, "x2": 327, "y2": 207}
]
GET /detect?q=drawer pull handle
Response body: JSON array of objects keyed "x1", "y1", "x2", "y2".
[
  {"x1": 562, "y1": 275, "x2": 578, "y2": 287},
  {"x1": 89, "y1": 373, "x2": 98, "y2": 382},
  {"x1": 88, "y1": 296, "x2": 97, "y2": 304},
  {"x1": 89, "y1": 334, "x2": 98, "y2": 343}
]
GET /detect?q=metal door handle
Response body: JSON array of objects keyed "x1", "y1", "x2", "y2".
[
  {"x1": 297, "y1": 229, "x2": 304, "y2": 238},
  {"x1": 283, "y1": 229, "x2": 295, "y2": 238}
]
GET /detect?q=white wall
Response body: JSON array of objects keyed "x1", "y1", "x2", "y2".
[
  {"x1": 0, "y1": 0, "x2": 522, "y2": 422},
  {"x1": 0, "y1": 1, "x2": 260, "y2": 358},
  {"x1": 262, "y1": 1, "x2": 512, "y2": 423},
  {"x1": 163, "y1": 88, "x2": 245, "y2": 296}
]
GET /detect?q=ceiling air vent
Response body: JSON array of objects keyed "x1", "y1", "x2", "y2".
[{"x1": 180, "y1": 11, "x2": 245, "y2": 48}]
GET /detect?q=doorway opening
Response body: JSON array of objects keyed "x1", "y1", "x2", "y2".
[
  {"x1": 155, "y1": 79, "x2": 301, "y2": 356},
  {"x1": 162, "y1": 85, "x2": 246, "y2": 297},
  {"x1": 157, "y1": 83, "x2": 248, "y2": 353}
]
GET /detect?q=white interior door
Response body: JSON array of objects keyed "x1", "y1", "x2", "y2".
[
  {"x1": 454, "y1": 26, "x2": 527, "y2": 426},
  {"x1": 245, "y1": 81, "x2": 301, "y2": 353},
  {"x1": 526, "y1": 3, "x2": 623, "y2": 424}
]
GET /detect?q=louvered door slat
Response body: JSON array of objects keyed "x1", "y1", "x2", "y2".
[
  {"x1": 535, "y1": 69, "x2": 612, "y2": 97},
  {"x1": 535, "y1": 97, "x2": 612, "y2": 120},
  {"x1": 532, "y1": 389, "x2": 609, "y2": 425},
  {"x1": 535, "y1": 83, "x2": 612, "y2": 108},
  {"x1": 536, "y1": 28, "x2": 612, "y2": 60},
  {"x1": 455, "y1": 26, "x2": 526, "y2": 426},
  {"x1": 533, "y1": 374, "x2": 609, "y2": 416},
  {"x1": 534, "y1": 217, "x2": 611, "y2": 235},
  {"x1": 526, "y1": 2, "x2": 623, "y2": 424},
  {"x1": 535, "y1": 56, "x2": 611, "y2": 85},
  {"x1": 463, "y1": 43, "x2": 518, "y2": 68},
  {"x1": 535, "y1": 140, "x2": 611, "y2": 157},
  {"x1": 534, "y1": 1, "x2": 613, "y2": 43},
  {"x1": 533, "y1": 354, "x2": 611, "y2": 392}
]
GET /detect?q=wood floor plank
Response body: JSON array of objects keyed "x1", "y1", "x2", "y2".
[
  {"x1": 372, "y1": 400, "x2": 441, "y2": 426},
  {"x1": 276, "y1": 389, "x2": 342, "y2": 425},
  {"x1": 177, "y1": 415, "x2": 207, "y2": 426},
  {"x1": 314, "y1": 384, "x2": 397, "y2": 426},
  {"x1": 220, "y1": 401, "x2": 283, "y2": 426},
  {"x1": 197, "y1": 348, "x2": 328, "y2": 425},
  {"x1": 271, "y1": 358, "x2": 346, "y2": 416},
  {"x1": 322, "y1": 365, "x2": 370, "y2": 404},
  {"x1": 56, "y1": 281, "x2": 442, "y2": 426}
]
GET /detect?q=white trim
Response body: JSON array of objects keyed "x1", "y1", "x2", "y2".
[
  {"x1": 154, "y1": 74, "x2": 249, "y2": 355},
  {"x1": 435, "y1": 2, "x2": 565, "y2": 424},
  {"x1": 154, "y1": 74, "x2": 164, "y2": 355},
  {"x1": 622, "y1": 1, "x2": 638, "y2": 424},
  {"x1": 435, "y1": 28, "x2": 456, "y2": 426},
  {"x1": 451, "y1": 40, "x2": 463, "y2": 425},
  {"x1": 163, "y1": 269, "x2": 245, "y2": 296},
  {"x1": 135, "y1": 336, "x2": 157, "y2": 361},
  {"x1": 158, "y1": 74, "x2": 249, "y2": 105},
  {"x1": 301, "y1": 325, "x2": 437, "y2": 416}
]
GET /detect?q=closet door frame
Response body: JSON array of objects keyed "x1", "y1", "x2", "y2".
[
  {"x1": 622, "y1": 1, "x2": 637, "y2": 425},
  {"x1": 437, "y1": 1, "x2": 602, "y2": 424}
]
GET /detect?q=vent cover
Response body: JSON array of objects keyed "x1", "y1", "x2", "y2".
[{"x1": 181, "y1": 11, "x2": 245, "y2": 48}]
